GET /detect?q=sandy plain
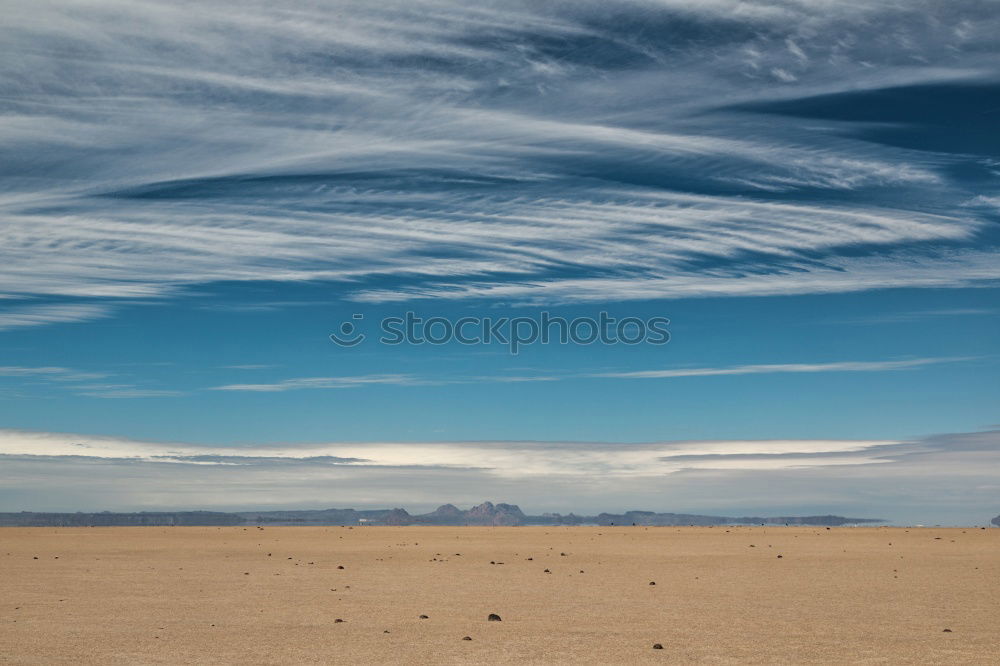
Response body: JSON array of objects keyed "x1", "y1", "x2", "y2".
[{"x1": 1, "y1": 526, "x2": 997, "y2": 665}]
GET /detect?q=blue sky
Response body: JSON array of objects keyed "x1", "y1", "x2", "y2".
[{"x1": 1, "y1": 0, "x2": 998, "y2": 523}]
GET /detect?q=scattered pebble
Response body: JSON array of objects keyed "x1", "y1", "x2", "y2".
[
  {"x1": 653, "y1": 643, "x2": 664, "y2": 650},
  {"x1": 488, "y1": 613, "x2": 502, "y2": 622}
]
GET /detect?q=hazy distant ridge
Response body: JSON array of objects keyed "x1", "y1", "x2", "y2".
[
  {"x1": 0, "y1": 502, "x2": 884, "y2": 527},
  {"x1": 237, "y1": 502, "x2": 884, "y2": 526},
  {"x1": 0, "y1": 511, "x2": 242, "y2": 527}
]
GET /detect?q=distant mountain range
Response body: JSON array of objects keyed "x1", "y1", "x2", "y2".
[
  {"x1": 992, "y1": 514, "x2": 1000, "y2": 527},
  {"x1": 0, "y1": 501, "x2": 886, "y2": 527}
]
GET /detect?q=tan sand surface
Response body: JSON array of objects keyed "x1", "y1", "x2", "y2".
[{"x1": 1, "y1": 526, "x2": 997, "y2": 664}]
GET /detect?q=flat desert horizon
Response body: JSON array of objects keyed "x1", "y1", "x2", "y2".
[{"x1": 2, "y1": 526, "x2": 997, "y2": 665}]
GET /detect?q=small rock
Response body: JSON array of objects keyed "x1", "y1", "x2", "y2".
[
  {"x1": 334, "y1": 619, "x2": 345, "y2": 623},
  {"x1": 943, "y1": 628, "x2": 952, "y2": 632},
  {"x1": 487, "y1": 613, "x2": 502, "y2": 622},
  {"x1": 337, "y1": 565, "x2": 345, "y2": 569},
  {"x1": 462, "y1": 636, "x2": 473, "y2": 640},
  {"x1": 653, "y1": 643, "x2": 664, "y2": 650},
  {"x1": 649, "y1": 581, "x2": 656, "y2": 585},
  {"x1": 419, "y1": 614, "x2": 429, "y2": 619}
]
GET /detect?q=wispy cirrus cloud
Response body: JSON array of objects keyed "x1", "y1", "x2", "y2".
[
  {"x1": 0, "y1": 367, "x2": 182, "y2": 398},
  {"x1": 210, "y1": 374, "x2": 421, "y2": 392},
  {"x1": 207, "y1": 356, "x2": 974, "y2": 392},
  {"x1": 1, "y1": 1, "x2": 998, "y2": 324},
  {"x1": 829, "y1": 308, "x2": 1000, "y2": 326},
  {"x1": 0, "y1": 304, "x2": 114, "y2": 331},
  {"x1": 73, "y1": 388, "x2": 184, "y2": 399},
  {"x1": 590, "y1": 357, "x2": 973, "y2": 380},
  {"x1": 0, "y1": 365, "x2": 107, "y2": 382}
]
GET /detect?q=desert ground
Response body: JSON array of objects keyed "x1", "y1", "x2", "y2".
[{"x1": 1, "y1": 526, "x2": 997, "y2": 665}]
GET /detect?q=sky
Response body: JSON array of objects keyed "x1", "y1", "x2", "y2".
[{"x1": 1, "y1": 0, "x2": 998, "y2": 524}]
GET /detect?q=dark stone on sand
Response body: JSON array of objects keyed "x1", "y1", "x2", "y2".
[
  {"x1": 777, "y1": 555, "x2": 783, "y2": 558},
  {"x1": 419, "y1": 614, "x2": 429, "y2": 619},
  {"x1": 463, "y1": 636, "x2": 473, "y2": 640},
  {"x1": 649, "y1": 581, "x2": 655, "y2": 585},
  {"x1": 653, "y1": 643, "x2": 664, "y2": 649},
  {"x1": 334, "y1": 619, "x2": 345, "y2": 623},
  {"x1": 943, "y1": 628, "x2": 952, "y2": 632},
  {"x1": 488, "y1": 613, "x2": 502, "y2": 621},
  {"x1": 543, "y1": 568, "x2": 550, "y2": 573},
  {"x1": 337, "y1": 565, "x2": 345, "y2": 569}
]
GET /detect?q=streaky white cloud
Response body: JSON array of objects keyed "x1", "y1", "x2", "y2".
[
  {"x1": 0, "y1": 365, "x2": 107, "y2": 381},
  {"x1": 0, "y1": 304, "x2": 113, "y2": 330},
  {"x1": 201, "y1": 356, "x2": 973, "y2": 395},
  {"x1": 210, "y1": 374, "x2": 420, "y2": 392},
  {"x1": 830, "y1": 307, "x2": 999, "y2": 325},
  {"x1": 74, "y1": 388, "x2": 184, "y2": 399},
  {"x1": 353, "y1": 249, "x2": 1000, "y2": 303},
  {"x1": 591, "y1": 357, "x2": 971, "y2": 380}
]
